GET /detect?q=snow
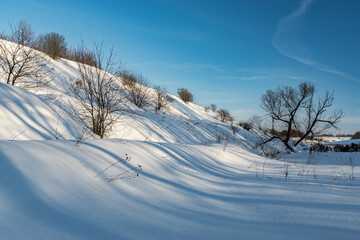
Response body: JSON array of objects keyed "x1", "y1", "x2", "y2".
[
  {"x1": 325, "y1": 139, "x2": 360, "y2": 145},
  {"x1": 317, "y1": 136, "x2": 352, "y2": 142},
  {"x1": 1, "y1": 140, "x2": 359, "y2": 239},
  {"x1": 0, "y1": 40, "x2": 359, "y2": 239}
]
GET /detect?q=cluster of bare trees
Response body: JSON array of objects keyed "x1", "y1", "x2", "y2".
[
  {"x1": 0, "y1": 20, "x2": 174, "y2": 138},
  {"x1": 0, "y1": 20, "x2": 47, "y2": 88}
]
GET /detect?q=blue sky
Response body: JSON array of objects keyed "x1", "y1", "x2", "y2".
[{"x1": 1, "y1": 0, "x2": 359, "y2": 133}]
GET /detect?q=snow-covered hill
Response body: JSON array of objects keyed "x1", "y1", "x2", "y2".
[{"x1": 0, "y1": 40, "x2": 359, "y2": 239}]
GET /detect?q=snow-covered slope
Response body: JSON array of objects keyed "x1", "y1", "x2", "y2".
[
  {"x1": 1, "y1": 40, "x2": 359, "y2": 239},
  {"x1": 0, "y1": 39, "x2": 266, "y2": 149},
  {"x1": 0, "y1": 82, "x2": 83, "y2": 140}
]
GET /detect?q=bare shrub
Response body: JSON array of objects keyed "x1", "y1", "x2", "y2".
[
  {"x1": 0, "y1": 20, "x2": 47, "y2": 88},
  {"x1": 210, "y1": 103, "x2": 217, "y2": 112},
  {"x1": 239, "y1": 121, "x2": 252, "y2": 131},
  {"x1": 216, "y1": 108, "x2": 233, "y2": 123},
  {"x1": 334, "y1": 144, "x2": 360, "y2": 152},
  {"x1": 67, "y1": 43, "x2": 96, "y2": 67},
  {"x1": 230, "y1": 123, "x2": 240, "y2": 135},
  {"x1": 120, "y1": 70, "x2": 150, "y2": 109},
  {"x1": 177, "y1": 88, "x2": 194, "y2": 103},
  {"x1": 68, "y1": 43, "x2": 126, "y2": 138},
  {"x1": 119, "y1": 69, "x2": 136, "y2": 88},
  {"x1": 37, "y1": 32, "x2": 67, "y2": 60},
  {"x1": 204, "y1": 106, "x2": 210, "y2": 112},
  {"x1": 309, "y1": 143, "x2": 331, "y2": 153},
  {"x1": 153, "y1": 85, "x2": 168, "y2": 114}
]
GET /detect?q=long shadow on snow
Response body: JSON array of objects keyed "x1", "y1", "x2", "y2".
[
  {"x1": 84, "y1": 141, "x2": 360, "y2": 211},
  {"x1": 0, "y1": 149, "x2": 126, "y2": 240},
  {"x1": 83, "y1": 141, "x2": 360, "y2": 240},
  {"x1": 0, "y1": 84, "x2": 62, "y2": 139}
]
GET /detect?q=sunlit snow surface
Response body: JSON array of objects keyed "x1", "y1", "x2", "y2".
[{"x1": 0, "y1": 40, "x2": 359, "y2": 239}]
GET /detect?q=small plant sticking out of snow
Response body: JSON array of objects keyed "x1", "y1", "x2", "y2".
[
  {"x1": 216, "y1": 135, "x2": 223, "y2": 143},
  {"x1": 284, "y1": 162, "x2": 289, "y2": 180},
  {"x1": 10, "y1": 130, "x2": 26, "y2": 141},
  {"x1": 95, "y1": 154, "x2": 143, "y2": 182}
]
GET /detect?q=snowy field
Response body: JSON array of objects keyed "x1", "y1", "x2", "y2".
[
  {"x1": 0, "y1": 39, "x2": 359, "y2": 239},
  {"x1": 1, "y1": 140, "x2": 359, "y2": 240}
]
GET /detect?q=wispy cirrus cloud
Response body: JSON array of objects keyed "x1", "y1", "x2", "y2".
[
  {"x1": 26, "y1": 0, "x2": 54, "y2": 10},
  {"x1": 272, "y1": 0, "x2": 358, "y2": 82}
]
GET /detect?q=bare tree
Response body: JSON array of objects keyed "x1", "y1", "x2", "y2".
[
  {"x1": 177, "y1": 88, "x2": 194, "y2": 103},
  {"x1": 153, "y1": 85, "x2": 168, "y2": 114},
  {"x1": 37, "y1": 32, "x2": 67, "y2": 60},
  {"x1": 9, "y1": 20, "x2": 36, "y2": 47},
  {"x1": 216, "y1": 108, "x2": 233, "y2": 123},
  {"x1": 120, "y1": 70, "x2": 150, "y2": 109},
  {"x1": 260, "y1": 82, "x2": 343, "y2": 152},
  {"x1": 210, "y1": 104, "x2": 217, "y2": 112},
  {"x1": 248, "y1": 115, "x2": 263, "y2": 130},
  {"x1": 0, "y1": 20, "x2": 46, "y2": 88},
  {"x1": 68, "y1": 43, "x2": 126, "y2": 138}
]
